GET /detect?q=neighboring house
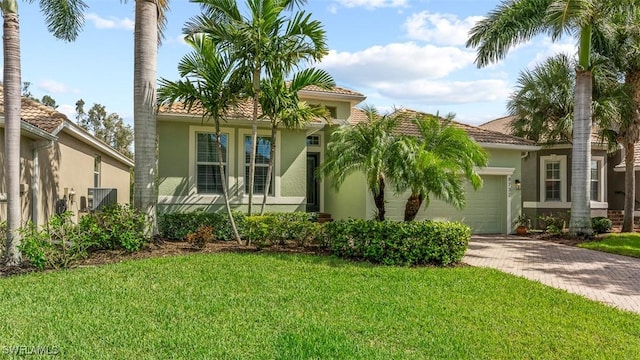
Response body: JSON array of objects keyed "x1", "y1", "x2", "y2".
[
  {"x1": 480, "y1": 115, "x2": 620, "y2": 226},
  {"x1": 157, "y1": 87, "x2": 537, "y2": 234},
  {"x1": 0, "y1": 88, "x2": 134, "y2": 226}
]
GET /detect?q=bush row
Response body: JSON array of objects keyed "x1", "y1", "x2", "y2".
[
  {"x1": 19, "y1": 205, "x2": 148, "y2": 270},
  {"x1": 158, "y1": 211, "x2": 321, "y2": 247},
  {"x1": 323, "y1": 219, "x2": 471, "y2": 266}
]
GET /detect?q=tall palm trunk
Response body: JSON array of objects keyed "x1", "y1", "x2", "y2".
[
  {"x1": 622, "y1": 70, "x2": 640, "y2": 232},
  {"x1": 247, "y1": 65, "x2": 260, "y2": 215},
  {"x1": 2, "y1": 1, "x2": 22, "y2": 265},
  {"x1": 404, "y1": 193, "x2": 424, "y2": 222},
  {"x1": 623, "y1": 141, "x2": 636, "y2": 232},
  {"x1": 260, "y1": 123, "x2": 277, "y2": 215},
  {"x1": 569, "y1": 68, "x2": 593, "y2": 236},
  {"x1": 373, "y1": 176, "x2": 386, "y2": 221},
  {"x1": 215, "y1": 121, "x2": 242, "y2": 244},
  {"x1": 134, "y1": 0, "x2": 158, "y2": 236}
]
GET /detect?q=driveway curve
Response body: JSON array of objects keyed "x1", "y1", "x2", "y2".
[{"x1": 464, "y1": 235, "x2": 640, "y2": 314}]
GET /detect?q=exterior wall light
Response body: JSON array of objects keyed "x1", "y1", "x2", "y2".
[{"x1": 514, "y1": 179, "x2": 521, "y2": 190}]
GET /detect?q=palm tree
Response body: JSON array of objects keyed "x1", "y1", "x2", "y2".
[
  {"x1": 388, "y1": 112, "x2": 488, "y2": 222},
  {"x1": 258, "y1": 67, "x2": 334, "y2": 215},
  {"x1": 467, "y1": 0, "x2": 635, "y2": 236},
  {"x1": 317, "y1": 107, "x2": 399, "y2": 221},
  {"x1": 2, "y1": 0, "x2": 86, "y2": 266},
  {"x1": 592, "y1": 10, "x2": 640, "y2": 232},
  {"x1": 465, "y1": 0, "x2": 634, "y2": 235},
  {"x1": 185, "y1": 0, "x2": 328, "y2": 215},
  {"x1": 133, "y1": 0, "x2": 170, "y2": 238},
  {"x1": 157, "y1": 34, "x2": 243, "y2": 244}
]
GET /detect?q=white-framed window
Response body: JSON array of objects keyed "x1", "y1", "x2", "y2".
[
  {"x1": 94, "y1": 155, "x2": 101, "y2": 187},
  {"x1": 591, "y1": 156, "x2": 605, "y2": 202},
  {"x1": 196, "y1": 132, "x2": 228, "y2": 194},
  {"x1": 306, "y1": 135, "x2": 320, "y2": 146},
  {"x1": 244, "y1": 135, "x2": 274, "y2": 195},
  {"x1": 188, "y1": 126, "x2": 236, "y2": 197},
  {"x1": 540, "y1": 155, "x2": 567, "y2": 202}
]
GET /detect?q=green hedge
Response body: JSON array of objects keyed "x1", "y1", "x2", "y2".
[
  {"x1": 158, "y1": 211, "x2": 246, "y2": 241},
  {"x1": 324, "y1": 219, "x2": 470, "y2": 266}
]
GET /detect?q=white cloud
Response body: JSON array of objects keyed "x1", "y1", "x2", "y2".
[
  {"x1": 332, "y1": 0, "x2": 408, "y2": 9},
  {"x1": 37, "y1": 80, "x2": 80, "y2": 95},
  {"x1": 57, "y1": 104, "x2": 76, "y2": 120},
  {"x1": 527, "y1": 38, "x2": 577, "y2": 69},
  {"x1": 373, "y1": 79, "x2": 511, "y2": 105},
  {"x1": 86, "y1": 13, "x2": 135, "y2": 31},
  {"x1": 404, "y1": 11, "x2": 484, "y2": 46},
  {"x1": 318, "y1": 42, "x2": 476, "y2": 84}
]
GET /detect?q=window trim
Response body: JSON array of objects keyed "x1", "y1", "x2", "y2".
[
  {"x1": 195, "y1": 132, "x2": 229, "y2": 195},
  {"x1": 539, "y1": 154, "x2": 567, "y2": 203},
  {"x1": 94, "y1": 155, "x2": 101, "y2": 188},
  {"x1": 188, "y1": 126, "x2": 236, "y2": 197},
  {"x1": 591, "y1": 156, "x2": 605, "y2": 202},
  {"x1": 237, "y1": 128, "x2": 281, "y2": 199}
]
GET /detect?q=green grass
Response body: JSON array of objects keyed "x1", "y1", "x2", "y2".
[
  {"x1": 579, "y1": 233, "x2": 640, "y2": 258},
  {"x1": 1, "y1": 253, "x2": 640, "y2": 359}
]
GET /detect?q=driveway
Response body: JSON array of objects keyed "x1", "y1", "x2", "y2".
[{"x1": 464, "y1": 235, "x2": 640, "y2": 314}]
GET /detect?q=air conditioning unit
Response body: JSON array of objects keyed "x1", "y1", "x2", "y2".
[{"x1": 87, "y1": 188, "x2": 117, "y2": 211}]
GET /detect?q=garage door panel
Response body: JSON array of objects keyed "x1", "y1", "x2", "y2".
[{"x1": 388, "y1": 175, "x2": 507, "y2": 234}]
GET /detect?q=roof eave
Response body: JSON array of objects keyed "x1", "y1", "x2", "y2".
[
  {"x1": 476, "y1": 142, "x2": 541, "y2": 151},
  {"x1": 0, "y1": 116, "x2": 58, "y2": 141},
  {"x1": 298, "y1": 89, "x2": 366, "y2": 105}
]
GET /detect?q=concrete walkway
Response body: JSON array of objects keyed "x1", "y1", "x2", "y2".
[{"x1": 464, "y1": 235, "x2": 640, "y2": 314}]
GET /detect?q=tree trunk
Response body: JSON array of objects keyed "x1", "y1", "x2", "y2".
[
  {"x1": 569, "y1": 68, "x2": 593, "y2": 236},
  {"x1": 260, "y1": 123, "x2": 277, "y2": 215},
  {"x1": 404, "y1": 193, "x2": 424, "y2": 222},
  {"x1": 2, "y1": 3, "x2": 22, "y2": 266},
  {"x1": 622, "y1": 70, "x2": 640, "y2": 232},
  {"x1": 622, "y1": 141, "x2": 635, "y2": 232},
  {"x1": 133, "y1": 0, "x2": 158, "y2": 237},
  {"x1": 247, "y1": 65, "x2": 260, "y2": 215},
  {"x1": 215, "y1": 121, "x2": 242, "y2": 244},
  {"x1": 372, "y1": 176, "x2": 385, "y2": 221}
]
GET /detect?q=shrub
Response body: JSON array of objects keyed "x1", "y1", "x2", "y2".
[
  {"x1": 324, "y1": 219, "x2": 470, "y2": 266},
  {"x1": 0, "y1": 220, "x2": 6, "y2": 257},
  {"x1": 185, "y1": 226, "x2": 214, "y2": 249},
  {"x1": 79, "y1": 204, "x2": 148, "y2": 252},
  {"x1": 592, "y1": 217, "x2": 612, "y2": 234},
  {"x1": 158, "y1": 211, "x2": 246, "y2": 241},
  {"x1": 18, "y1": 212, "x2": 88, "y2": 270},
  {"x1": 538, "y1": 213, "x2": 567, "y2": 234}
]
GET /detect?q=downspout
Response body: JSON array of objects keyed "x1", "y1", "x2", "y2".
[
  {"x1": 31, "y1": 122, "x2": 62, "y2": 226},
  {"x1": 32, "y1": 140, "x2": 54, "y2": 227}
]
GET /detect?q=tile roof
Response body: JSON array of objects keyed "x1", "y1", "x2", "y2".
[
  {"x1": 614, "y1": 143, "x2": 640, "y2": 170},
  {"x1": 394, "y1": 109, "x2": 536, "y2": 147},
  {"x1": 158, "y1": 85, "x2": 366, "y2": 118},
  {"x1": 348, "y1": 107, "x2": 369, "y2": 124},
  {"x1": 0, "y1": 87, "x2": 66, "y2": 133},
  {"x1": 479, "y1": 114, "x2": 606, "y2": 146}
]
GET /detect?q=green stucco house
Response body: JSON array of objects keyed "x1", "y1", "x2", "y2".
[{"x1": 157, "y1": 86, "x2": 538, "y2": 234}]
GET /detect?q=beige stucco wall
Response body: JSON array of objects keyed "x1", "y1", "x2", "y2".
[{"x1": 0, "y1": 127, "x2": 131, "y2": 226}]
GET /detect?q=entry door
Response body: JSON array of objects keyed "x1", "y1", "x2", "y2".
[{"x1": 306, "y1": 153, "x2": 320, "y2": 212}]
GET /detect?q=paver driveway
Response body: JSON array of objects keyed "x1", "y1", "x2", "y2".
[{"x1": 464, "y1": 235, "x2": 640, "y2": 314}]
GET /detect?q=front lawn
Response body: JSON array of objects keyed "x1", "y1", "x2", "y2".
[
  {"x1": 579, "y1": 232, "x2": 640, "y2": 258},
  {"x1": 1, "y1": 253, "x2": 639, "y2": 359}
]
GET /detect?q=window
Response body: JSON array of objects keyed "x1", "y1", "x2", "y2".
[
  {"x1": 544, "y1": 161, "x2": 562, "y2": 201},
  {"x1": 196, "y1": 133, "x2": 228, "y2": 194},
  {"x1": 245, "y1": 135, "x2": 273, "y2": 195},
  {"x1": 591, "y1": 158, "x2": 605, "y2": 202},
  {"x1": 306, "y1": 135, "x2": 320, "y2": 146},
  {"x1": 94, "y1": 155, "x2": 101, "y2": 187},
  {"x1": 540, "y1": 155, "x2": 566, "y2": 203}
]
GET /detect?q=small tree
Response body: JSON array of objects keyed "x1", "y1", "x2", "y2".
[
  {"x1": 389, "y1": 112, "x2": 488, "y2": 221},
  {"x1": 318, "y1": 107, "x2": 399, "y2": 221}
]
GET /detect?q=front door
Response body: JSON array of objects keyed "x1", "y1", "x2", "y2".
[{"x1": 306, "y1": 153, "x2": 320, "y2": 212}]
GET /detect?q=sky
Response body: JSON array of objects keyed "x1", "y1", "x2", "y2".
[{"x1": 9, "y1": 0, "x2": 576, "y2": 127}]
